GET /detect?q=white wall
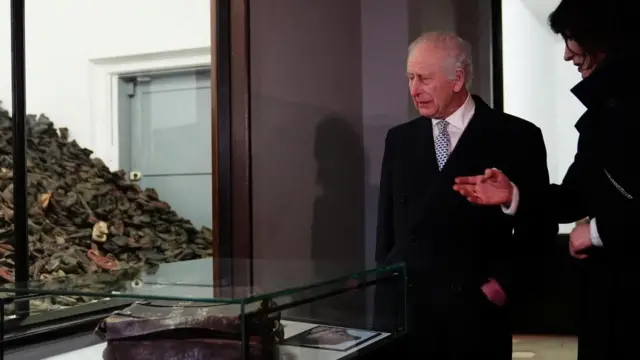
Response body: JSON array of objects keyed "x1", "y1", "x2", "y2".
[
  {"x1": 553, "y1": 53, "x2": 585, "y2": 185},
  {"x1": 502, "y1": 0, "x2": 558, "y2": 179},
  {"x1": 0, "y1": 0, "x2": 210, "y2": 163},
  {"x1": 502, "y1": 0, "x2": 585, "y2": 232}
]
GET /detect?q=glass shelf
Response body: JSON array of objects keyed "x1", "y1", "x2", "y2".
[{"x1": 0, "y1": 258, "x2": 405, "y2": 305}]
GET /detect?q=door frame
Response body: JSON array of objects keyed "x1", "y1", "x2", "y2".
[
  {"x1": 88, "y1": 48, "x2": 211, "y2": 170},
  {"x1": 88, "y1": 50, "x2": 227, "y2": 290}
]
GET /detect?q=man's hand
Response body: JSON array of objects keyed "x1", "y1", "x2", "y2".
[
  {"x1": 481, "y1": 278, "x2": 506, "y2": 307},
  {"x1": 453, "y1": 168, "x2": 514, "y2": 206},
  {"x1": 569, "y1": 223, "x2": 592, "y2": 259}
]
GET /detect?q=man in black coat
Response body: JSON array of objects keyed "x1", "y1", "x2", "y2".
[
  {"x1": 373, "y1": 31, "x2": 557, "y2": 359},
  {"x1": 453, "y1": 1, "x2": 638, "y2": 358}
]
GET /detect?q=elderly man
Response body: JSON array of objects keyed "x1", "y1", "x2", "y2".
[{"x1": 373, "y1": 31, "x2": 557, "y2": 358}]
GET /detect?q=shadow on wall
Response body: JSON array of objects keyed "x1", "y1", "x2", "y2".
[{"x1": 310, "y1": 115, "x2": 367, "y2": 328}]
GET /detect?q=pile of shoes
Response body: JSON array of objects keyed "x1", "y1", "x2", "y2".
[{"x1": 0, "y1": 107, "x2": 214, "y2": 313}]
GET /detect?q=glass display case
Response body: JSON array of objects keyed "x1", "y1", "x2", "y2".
[
  {"x1": 2, "y1": 0, "x2": 412, "y2": 358},
  {"x1": 0, "y1": 258, "x2": 406, "y2": 359},
  {"x1": 1, "y1": 0, "x2": 233, "y2": 347}
]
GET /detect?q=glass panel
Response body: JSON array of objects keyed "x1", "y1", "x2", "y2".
[
  {"x1": 248, "y1": 0, "x2": 495, "y2": 338},
  {"x1": 1, "y1": 262, "x2": 406, "y2": 359},
  {"x1": 0, "y1": 260, "x2": 405, "y2": 304},
  {"x1": 4, "y1": 0, "x2": 220, "y2": 329}
]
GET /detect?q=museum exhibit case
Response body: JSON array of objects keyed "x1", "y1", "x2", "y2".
[
  {"x1": 0, "y1": 0, "x2": 244, "y2": 357},
  {"x1": 0, "y1": 258, "x2": 407, "y2": 359}
]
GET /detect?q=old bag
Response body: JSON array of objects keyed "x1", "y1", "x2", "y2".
[{"x1": 95, "y1": 299, "x2": 284, "y2": 360}]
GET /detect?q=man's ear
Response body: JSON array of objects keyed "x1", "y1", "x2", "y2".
[{"x1": 453, "y1": 69, "x2": 465, "y2": 92}]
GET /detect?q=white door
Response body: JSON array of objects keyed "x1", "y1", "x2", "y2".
[{"x1": 121, "y1": 69, "x2": 212, "y2": 229}]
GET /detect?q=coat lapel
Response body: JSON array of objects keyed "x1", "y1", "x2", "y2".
[
  {"x1": 398, "y1": 118, "x2": 439, "y2": 228},
  {"x1": 416, "y1": 96, "x2": 496, "y2": 226},
  {"x1": 440, "y1": 97, "x2": 492, "y2": 181},
  {"x1": 414, "y1": 118, "x2": 439, "y2": 177}
]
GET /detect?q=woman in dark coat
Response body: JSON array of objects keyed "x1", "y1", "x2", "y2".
[{"x1": 453, "y1": 0, "x2": 637, "y2": 358}]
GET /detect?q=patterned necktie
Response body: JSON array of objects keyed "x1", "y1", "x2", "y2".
[{"x1": 434, "y1": 120, "x2": 450, "y2": 170}]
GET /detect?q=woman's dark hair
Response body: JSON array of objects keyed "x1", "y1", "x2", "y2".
[{"x1": 548, "y1": 0, "x2": 630, "y2": 59}]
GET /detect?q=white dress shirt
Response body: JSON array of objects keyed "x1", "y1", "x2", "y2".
[{"x1": 432, "y1": 94, "x2": 475, "y2": 148}]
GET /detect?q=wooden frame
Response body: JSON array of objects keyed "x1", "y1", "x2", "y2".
[
  {"x1": 212, "y1": 0, "x2": 253, "y2": 293},
  {"x1": 229, "y1": 0, "x2": 253, "y2": 286},
  {"x1": 228, "y1": 0, "x2": 253, "y2": 288},
  {"x1": 211, "y1": 0, "x2": 221, "y2": 296}
]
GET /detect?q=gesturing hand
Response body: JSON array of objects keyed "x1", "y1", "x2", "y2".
[
  {"x1": 481, "y1": 278, "x2": 506, "y2": 307},
  {"x1": 453, "y1": 168, "x2": 514, "y2": 207}
]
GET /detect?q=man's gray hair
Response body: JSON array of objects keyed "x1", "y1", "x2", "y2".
[{"x1": 408, "y1": 31, "x2": 473, "y2": 89}]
